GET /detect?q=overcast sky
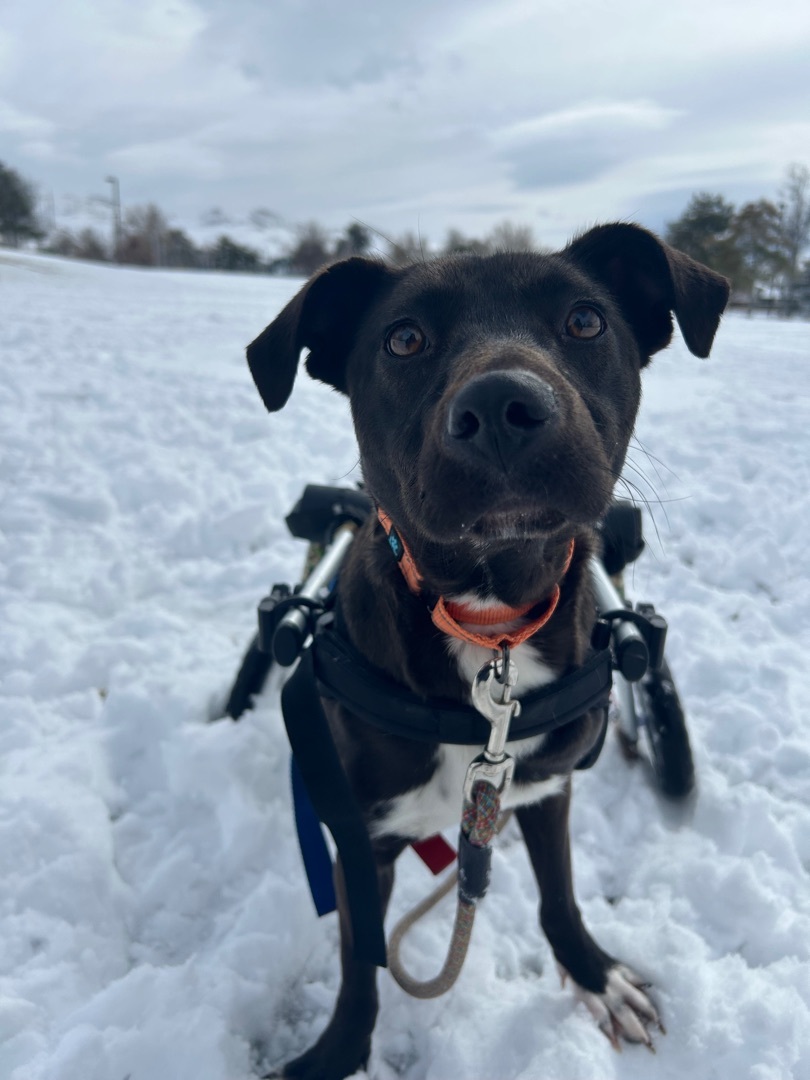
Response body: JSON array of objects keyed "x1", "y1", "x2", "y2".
[{"x1": 2, "y1": 0, "x2": 809, "y2": 253}]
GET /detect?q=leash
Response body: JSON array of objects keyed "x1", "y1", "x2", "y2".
[
  {"x1": 284, "y1": 628, "x2": 612, "y2": 987},
  {"x1": 243, "y1": 486, "x2": 665, "y2": 999},
  {"x1": 281, "y1": 616, "x2": 613, "y2": 968},
  {"x1": 387, "y1": 650, "x2": 520, "y2": 997},
  {"x1": 388, "y1": 800, "x2": 514, "y2": 998},
  {"x1": 274, "y1": 506, "x2": 654, "y2": 991}
]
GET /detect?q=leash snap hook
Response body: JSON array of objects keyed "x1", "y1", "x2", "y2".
[
  {"x1": 495, "y1": 642, "x2": 511, "y2": 690},
  {"x1": 465, "y1": 653, "x2": 521, "y2": 801}
]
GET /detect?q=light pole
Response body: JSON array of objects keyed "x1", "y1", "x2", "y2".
[{"x1": 105, "y1": 175, "x2": 121, "y2": 262}]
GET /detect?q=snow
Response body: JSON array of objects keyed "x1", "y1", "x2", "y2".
[{"x1": 1, "y1": 247, "x2": 809, "y2": 1080}]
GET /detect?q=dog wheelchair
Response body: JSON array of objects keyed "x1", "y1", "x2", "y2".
[{"x1": 220, "y1": 484, "x2": 695, "y2": 800}]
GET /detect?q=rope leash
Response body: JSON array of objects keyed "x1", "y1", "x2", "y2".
[
  {"x1": 387, "y1": 787, "x2": 513, "y2": 999},
  {"x1": 388, "y1": 651, "x2": 521, "y2": 998}
]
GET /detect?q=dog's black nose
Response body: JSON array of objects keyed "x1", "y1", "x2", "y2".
[{"x1": 446, "y1": 370, "x2": 558, "y2": 466}]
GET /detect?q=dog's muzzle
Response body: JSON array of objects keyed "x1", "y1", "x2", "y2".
[{"x1": 445, "y1": 370, "x2": 558, "y2": 469}]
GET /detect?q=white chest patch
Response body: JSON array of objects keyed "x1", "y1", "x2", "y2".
[{"x1": 370, "y1": 603, "x2": 564, "y2": 842}]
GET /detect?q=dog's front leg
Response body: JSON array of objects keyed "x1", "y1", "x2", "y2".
[
  {"x1": 271, "y1": 844, "x2": 401, "y2": 1080},
  {"x1": 516, "y1": 780, "x2": 662, "y2": 1049}
]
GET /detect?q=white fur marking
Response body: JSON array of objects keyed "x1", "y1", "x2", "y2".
[
  {"x1": 446, "y1": 635, "x2": 557, "y2": 693},
  {"x1": 370, "y1": 741, "x2": 565, "y2": 840},
  {"x1": 370, "y1": 612, "x2": 565, "y2": 841},
  {"x1": 371, "y1": 591, "x2": 565, "y2": 842},
  {"x1": 442, "y1": 590, "x2": 559, "y2": 692}
]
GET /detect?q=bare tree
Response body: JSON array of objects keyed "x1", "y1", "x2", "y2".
[
  {"x1": 442, "y1": 228, "x2": 491, "y2": 256},
  {"x1": 286, "y1": 221, "x2": 333, "y2": 276},
  {"x1": 75, "y1": 227, "x2": 108, "y2": 262},
  {"x1": 779, "y1": 163, "x2": 810, "y2": 281},
  {"x1": 43, "y1": 226, "x2": 108, "y2": 261},
  {"x1": 488, "y1": 220, "x2": 535, "y2": 252},
  {"x1": 117, "y1": 204, "x2": 170, "y2": 266},
  {"x1": 386, "y1": 230, "x2": 427, "y2": 266}
]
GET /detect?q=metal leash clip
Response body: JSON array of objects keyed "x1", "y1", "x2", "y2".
[{"x1": 463, "y1": 648, "x2": 520, "y2": 801}]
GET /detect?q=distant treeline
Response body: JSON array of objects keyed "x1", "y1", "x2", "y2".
[
  {"x1": 665, "y1": 163, "x2": 810, "y2": 312},
  {"x1": 1, "y1": 157, "x2": 808, "y2": 312},
  {"x1": 0, "y1": 159, "x2": 537, "y2": 275}
]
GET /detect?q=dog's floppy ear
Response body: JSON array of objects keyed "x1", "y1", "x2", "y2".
[
  {"x1": 246, "y1": 257, "x2": 396, "y2": 411},
  {"x1": 564, "y1": 223, "x2": 730, "y2": 363}
]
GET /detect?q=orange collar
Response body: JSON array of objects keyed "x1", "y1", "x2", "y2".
[{"x1": 377, "y1": 508, "x2": 575, "y2": 649}]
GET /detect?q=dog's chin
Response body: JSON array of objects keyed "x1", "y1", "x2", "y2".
[
  {"x1": 467, "y1": 508, "x2": 569, "y2": 544},
  {"x1": 412, "y1": 501, "x2": 581, "y2": 548}
]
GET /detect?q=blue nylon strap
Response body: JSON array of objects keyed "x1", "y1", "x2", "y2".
[
  {"x1": 281, "y1": 646, "x2": 388, "y2": 967},
  {"x1": 290, "y1": 755, "x2": 336, "y2": 917}
]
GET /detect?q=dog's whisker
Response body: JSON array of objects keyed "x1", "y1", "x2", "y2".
[
  {"x1": 612, "y1": 475, "x2": 667, "y2": 555},
  {"x1": 623, "y1": 449, "x2": 674, "y2": 513},
  {"x1": 620, "y1": 454, "x2": 662, "y2": 494},
  {"x1": 330, "y1": 457, "x2": 364, "y2": 484},
  {"x1": 629, "y1": 435, "x2": 681, "y2": 486},
  {"x1": 619, "y1": 463, "x2": 669, "y2": 536}
]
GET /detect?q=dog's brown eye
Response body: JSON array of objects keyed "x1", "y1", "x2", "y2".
[
  {"x1": 386, "y1": 322, "x2": 427, "y2": 357},
  {"x1": 565, "y1": 305, "x2": 605, "y2": 340}
]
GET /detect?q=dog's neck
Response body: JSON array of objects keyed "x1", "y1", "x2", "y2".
[
  {"x1": 377, "y1": 507, "x2": 574, "y2": 650},
  {"x1": 336, "y1": 509, "x2": 595, "y2": 701},
  {"x1": 375, "y1": 506, "x2": 579, "y2": 609}
]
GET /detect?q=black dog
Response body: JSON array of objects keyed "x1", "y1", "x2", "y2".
[{"x1": 247, "y1": 224, "x2": 729, "y2": 1079}]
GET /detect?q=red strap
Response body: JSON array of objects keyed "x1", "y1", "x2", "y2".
[{"x1": 411, "y1": 834, "x2": 457, "y2": 874}]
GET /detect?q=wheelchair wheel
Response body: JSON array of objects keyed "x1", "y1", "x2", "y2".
[
  {"x1": 636, "y1": 659, "x2": 695, "y2": 798},
  {"x1": 221, "y1": 633, "x2": 274, "y2": 720}
]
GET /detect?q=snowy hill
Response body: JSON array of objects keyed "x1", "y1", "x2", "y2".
[{"x1": 1, "y1": 249, "x2": 809, "y2": 1080}]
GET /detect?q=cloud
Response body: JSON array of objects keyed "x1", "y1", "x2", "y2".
[
  {"x1": 1, "y1": 0, "x2": 809, "y2": 250},
  {"x1": 490, "y1": 99, "x2": 683, "y2": 191},
  {"x1": 107, "y1": 136, "x2": 225, "y2": 180},
  {"x1": 0, "y1": 99, "x2": 54, "y2": 138},
  {"x1": 495, "y1": 100, "x2": 682, "y2": 146}
]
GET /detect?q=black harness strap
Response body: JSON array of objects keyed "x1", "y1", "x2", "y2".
[
  {"x1": 312, "y1": 626, "x2": 613, "y2": 746},
  {"x1": 282, "y1": 625, "x2": 613, "y2": 967},
  {"x1": 281, "y1": 646, "x2": 388, "y2": 967}
]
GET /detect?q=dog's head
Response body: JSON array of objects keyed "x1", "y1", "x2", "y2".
[{"x1": 247, "y1": 224, "x2": 728, "y2": 557}]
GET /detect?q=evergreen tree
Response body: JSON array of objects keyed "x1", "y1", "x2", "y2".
[
  {"x1": 665, "y1": 193, "x2": 741, "y2": 282},
  {"x1": 209, "y1": 235, "x2": 261, "y2": 272},
  {"x1": 731, "y1": 200, "x2": 787, "y2": 292},
  {"x1": 334, "y1": 222, "x2": 372, "y2": 258},
  {"x1": 0, "y1": 161, "x2": 43, "y2": 246}
]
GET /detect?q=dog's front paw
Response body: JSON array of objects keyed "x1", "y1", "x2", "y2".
[
  {"x1": 561, "y1": 963, "x2": 664, "y2": 1050},
  {"x1": 264, "y1": 1035, "x2": 371, "y2": 1080}
]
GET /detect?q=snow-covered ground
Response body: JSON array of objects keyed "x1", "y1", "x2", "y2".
[{"x1": 1, "y1": 248, "x2": 808, "y2": 1080}]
